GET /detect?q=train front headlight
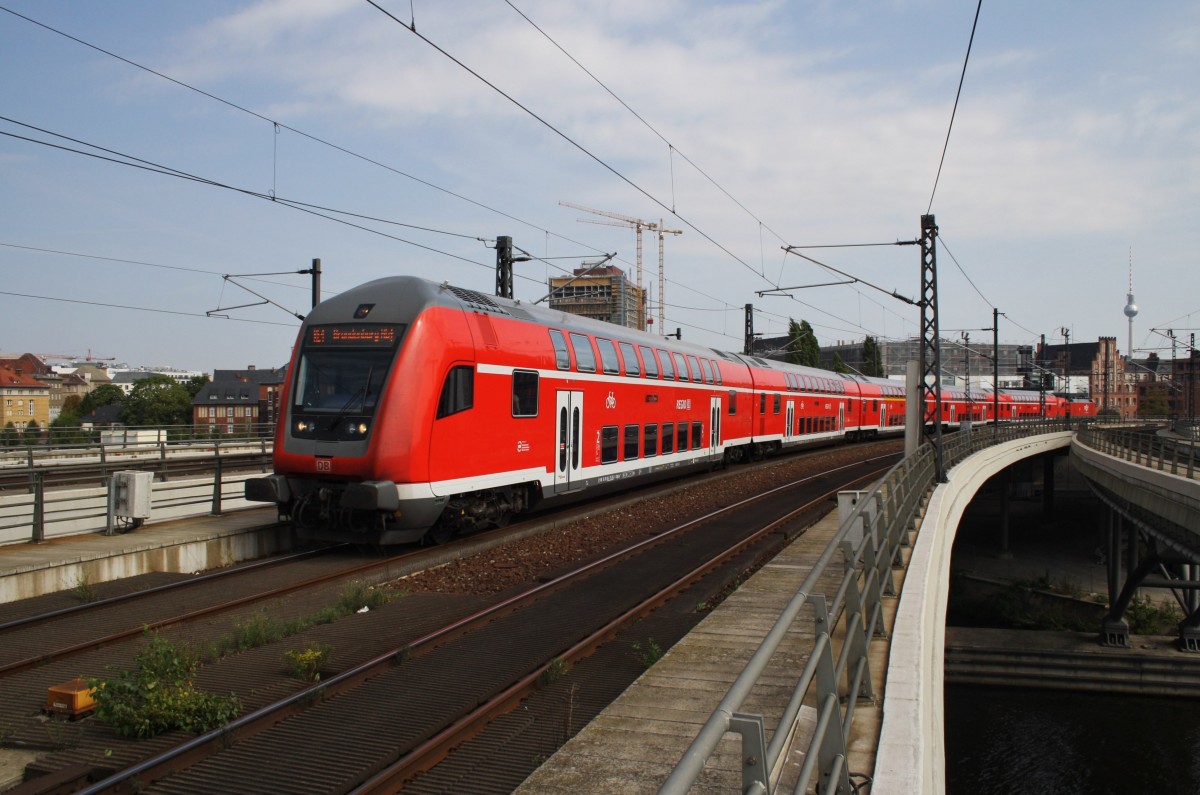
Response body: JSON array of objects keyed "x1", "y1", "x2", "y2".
[{"x1": 296, "y1": 420, "x2": 311, "y2": 433}]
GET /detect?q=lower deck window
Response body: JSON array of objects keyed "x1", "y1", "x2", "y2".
[
  {"x1": 512, "y1": 370, "x2": 538, "y2": 417},
  {"x1": 691, "y1": 421, "x2": 703, "y2": 449},
  {"x1": 601, "y1": 426, "x2": 619, "y2": 463},
  {"x1": 662, "y1": 423, "x2": 675, "y2": 454},
  {"x1": 677, "y1": 423, "x2": 688, "y2": 452},
  {"x1": 624, "y1": 424, "x2": 639, "y2": 460},
  {"x1": 643, "y1": 424, "x2": 658, "y2": 457}
]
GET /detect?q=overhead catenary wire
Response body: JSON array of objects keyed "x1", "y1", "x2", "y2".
[
  {"x1": 0, "y1": 5, "x2": 629, "y2": 279},
  {"x1": 0, "y1": 289, "x2": 297, "y2": 326},
  {"x1": 364, "y1": 0, "x2": 774, "y2": 287},
  {"x1": 926, "y1": 0, "x2": 983, "y2": 214},
  {"x1": 5, "y1": 2, "x2": 900, "y2": 347},
  {"x1": 501, "y1": 0, "x2": 792, "y2": 250}
]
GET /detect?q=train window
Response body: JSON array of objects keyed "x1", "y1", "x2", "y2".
[
  {"x1": 691, "y1": 421, "x2": 703, "y2": 449},
  {"x1": 677, "y1": 423, "x2": 688, "y2": 452},
  {"x1": 728, "y1": 390, "x2": 737, "y2": 414},
  {"x1": 549, "y1": 329, "x2": 571, "y2": 370},
  {"x1": 712, "y1": 360, "x2": 723, "y2": 385},
  {"x1": 624, "y1": 424, "x2": 640, "y2": 460},
  {"x1": 601, "y1": 426, "x2": 619, "y2": 464},
  {"x1": 659, "y1": 350, "x2": 676, "y2": 380},
  {"x1": 436, "y1": 365, "x2": 474, "y2": 419},
  {"x1": 700, "y1": 359, "x2": 714, "y2": 385},
  {"x1": 619, "y1": 342, "x2": 641, "y2": 377},
  {"x1": 674, "y1": 353, "x2": 689, "y2": 381},
  {"x1": 687, "y1": 356, "x2": 703, "y2": 382},
  {"x1": 570, "y1": 333, "x2": 597, "y2": 373},
  {"x1": 772, "y1": 393, "x2": 780, "y2": 414},
  {"x1": 760, "y1": 393, "x2": 766, "y2": 414},
  {"x1": 512, "y1": 370, "x2": 538, "y2": 417},
  {"x1": 643, "y1": 424, "x2": 658, "y2": 458},
  {"x1": 662, "y1": 423, "x2": 675, "y2": 454},
  {"x1": 639, "y1": 345, "x2": 660, "y2": 378},
  {"x1": 597, "y1": 338, "x2": 620, "y2": 375}
]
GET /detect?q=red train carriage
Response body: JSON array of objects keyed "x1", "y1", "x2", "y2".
[
  {"x1": 245, "y1": 274, "x2": 1088, "y2": 545},
  {"x1": 249, "y1": 277, "x2": 770, "y2": 544}
]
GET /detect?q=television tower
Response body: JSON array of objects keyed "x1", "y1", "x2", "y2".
[{"x1": 1123, "y1": 249, "x2": 1138, "y2": 360}]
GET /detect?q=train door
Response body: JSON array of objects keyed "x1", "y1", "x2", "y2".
[
  {"x1": 879, "y1": 404, "x2": 888, "y2": 429},
  {"x1": 709, "y1": 396, "x2": 722, "y2": 453},
  {"x1": 838, "y1": 403, "x2": 845, "y2": 432},
  {"x1": 554, "y1": 391, "x2": 583, "y2": 491},
  {"x1": 785, "y1": 401, "x2": 795, "y2": 442}
]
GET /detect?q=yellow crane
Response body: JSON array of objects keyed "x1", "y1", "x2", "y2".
[{"x1": 559, "y1": 201, "x2": 682, "y2": 333}]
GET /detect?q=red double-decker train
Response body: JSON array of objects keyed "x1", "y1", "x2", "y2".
[{"x1": 245, "y1": 276, "x2": 1093, "y2": 544}]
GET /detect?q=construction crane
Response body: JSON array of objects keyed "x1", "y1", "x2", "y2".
[
  {"x1": 559, "y1": 201, "x2": 665, "y2": 332},
  {"x1": 35, "y1": 349, "x2": 116, "y2": 363},
  {"x1": 655, "y1": 219, "x2": 683, "y2": 334}
]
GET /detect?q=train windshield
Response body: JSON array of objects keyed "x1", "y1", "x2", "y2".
[
  {"x1": 293, "y1": 350, "x2": 393, "y2": 414},
  {"x1": 292, "y1": 323, "x2": 405, "y2": 414}
]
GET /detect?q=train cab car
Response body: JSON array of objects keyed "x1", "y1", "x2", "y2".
[{"x1": 246, "y1": 276, "x2": 759, "y2": 544}]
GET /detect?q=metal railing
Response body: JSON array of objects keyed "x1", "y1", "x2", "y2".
[
  {"x1": 1, "y1": 444, "x2": 273, "y2": 545},
  {"x1": 660, "y1": 419, "x2": 1072, "y2": 795},
  {"x1": 1076, "y1": 425, "x2": 1198, "y2": 480},
  {"x1": 0, "y1": 435, "x2": 272, "y2": 491}
]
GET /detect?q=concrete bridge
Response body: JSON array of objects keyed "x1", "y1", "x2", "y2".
[
  {"x1": 875, "y1": 423, "x2": 1199, "y2": 793},
  {"x1": 523, "y1": 421, "x2": 1200, "y2": 794}
]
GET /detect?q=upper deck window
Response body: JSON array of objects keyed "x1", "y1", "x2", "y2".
[
  {"x1": 639, "y1": 346, "x2": 659, "y2": 378},
  {"x1": 570, "y1": 333, "x2": 597, "y2": 373},
  {"x1": 673, "y1": 353, "x2": 689, "y2": 381},
  {"x1": 596, "y1": 338, "x2": 620, "y2": 375},
  {"x1": 658, "y1": 350, "x2": 676, "y2": 380},
  {"x1": 619, "y1": 342, "x2": 641, "y2": 377},
  {"x1": 549, "y1": 329, "x2": 571, "y2": 370}
]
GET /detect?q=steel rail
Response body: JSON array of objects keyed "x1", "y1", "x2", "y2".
[
  {"x1": 352, "y1": 464, "x2": 893, "y2": 794},
  {"x1": 71, "y1": 454, "x2": 897, "y2": 795}
]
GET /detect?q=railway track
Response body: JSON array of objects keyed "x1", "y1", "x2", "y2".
[{"x1": 2, "y1": 442, "x2": 899, "y2": 794}]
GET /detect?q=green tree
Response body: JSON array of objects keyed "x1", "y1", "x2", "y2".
[
  {"x1": 831, "y1": 353, "x2": 850, "y2": 374},
  {"x1": 1138, "y1": 389, "x2": 1169, "y2": 417},
  {"x1": 185, "y1": 374, "x2": 211, "y2": 399},
  {"x1": 862, "y1": 336, "x2": 884, "y2": 377},
  {"x1": 79, "y1": 384, "x2": 125, "y2": 417},
  {"x1": 2, "y1": 422, "x2": 19, "y2": 447},
  {"x1": 121, "y1": 375, "x2": 192, "y2": 427},
  {"x1": 786, "y1": 318, "x2": 820, "y2": 367},
  {"x1": 49, "y1": 410, "x2": 91, "y2": 445},
  {"x1": 21, "y1": 420, "x2": 41, "y2": 445}
]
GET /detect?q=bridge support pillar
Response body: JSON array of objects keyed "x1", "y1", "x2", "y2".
[
  {"x1": 1042, "y1": 453, "x2": 1055, "y2": 518},
  {"x1": 1103, "y1": 618, "x2": 1130, "y2": 647}
]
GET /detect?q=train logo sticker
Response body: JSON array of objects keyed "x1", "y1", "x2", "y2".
[
  {"x1": 605, "y1": 391, "x2": 617, "y2": 409},
  {"x1": 315, "y1": 459, "x2": 332, "y2": 473}
]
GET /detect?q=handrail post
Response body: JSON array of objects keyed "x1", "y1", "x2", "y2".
[
  {"x1": 211, "y1": 453, "x2": 223, "y2": 515},
  {"x1": 32, "y1": 470, "x2": 45, "y2": 543}
]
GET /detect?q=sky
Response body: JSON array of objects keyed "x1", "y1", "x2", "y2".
[{"x1": 1, "y1": 0, "x2": 1197, "y2": 374}]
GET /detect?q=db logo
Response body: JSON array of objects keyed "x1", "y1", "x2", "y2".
[
  {"x1": 315, "y1": 459, "x2": 332, "y2": 472},
  {"x1": 605, "y1": 391, "x2": 617, "y2": 409}
]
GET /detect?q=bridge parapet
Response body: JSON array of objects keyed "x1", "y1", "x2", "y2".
[
  {"x1": 1071, "y1": 427, "x2": 1200, "y2": 650},
  {"x1": 660, "y1": 420, "x2": 1073, "y2": 795}
]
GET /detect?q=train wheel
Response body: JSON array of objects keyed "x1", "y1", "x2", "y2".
[{"x1": 424, "y1": 520, "x2": 458, "y2": 546}]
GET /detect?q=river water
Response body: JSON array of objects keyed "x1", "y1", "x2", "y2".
[{"x1": 944, "y1": 683, "x2": 1200, "y2": 794}]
